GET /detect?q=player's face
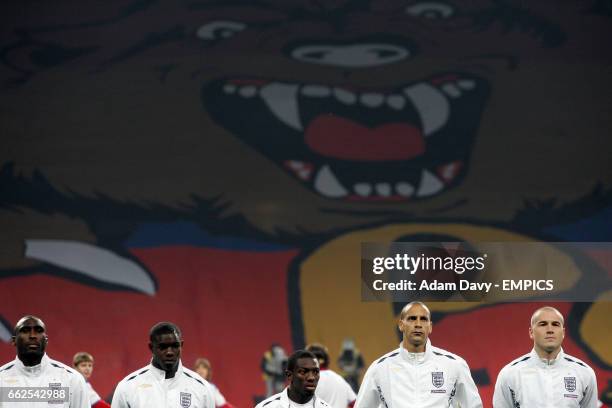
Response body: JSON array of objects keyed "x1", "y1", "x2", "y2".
[
  {"x1": 398, "y1": 304, "x2": 432, "y2": 352},
  {"x1": 529, "y1": 309, "x2": 565, "y2": 355},
  {"x1": 12, "y1": 317, "x2": 48, "y2": 360},
  {"x1": 76, "y1": 361, "x2": 93, "y2": 379},
  {"x1": 150, "y1": 332, "x2": 182, "y2": 373},
  {"x1": 288, "y1": 357, "x2": 319, "y2": 397}
]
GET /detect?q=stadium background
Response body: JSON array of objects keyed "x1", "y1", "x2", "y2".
[{"x1": 1, "y1": 1, "x2": 611, "y2": 407}]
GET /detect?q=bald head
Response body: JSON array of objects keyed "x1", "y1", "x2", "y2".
[
  {"x1": 399, "y1": 302, "x2": 431, "y2": 320},
  {"x1": 530, "y1": 306, "x2": 564, "y2": 327},
  {"x1": 14, "y1": 315, "x2": 46, "y2": 336}
]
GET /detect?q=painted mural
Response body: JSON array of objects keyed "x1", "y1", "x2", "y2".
[{"x1": 1, "y1": 1, "x2": 611, "y2": 407}]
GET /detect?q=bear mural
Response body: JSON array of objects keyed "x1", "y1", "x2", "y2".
[{"x1": 1, "y1": 1, "x2": 611, "y2": 407}]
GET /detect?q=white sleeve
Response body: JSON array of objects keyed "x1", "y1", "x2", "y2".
[
  {"x1": 110, "y1": 381, "x2": 129, "y2": 408},
  {"x1": 354, "y1": 364, "x2": 381, "y2": 408},
  {"x1": 453, "y1": 360, "x2": 483, "y2": 408},
  {"x1": 580, "y1": 367, "x2": 598, "y2": 408},
  {"x1": 213, "y1": 384, "x2": 227, "y2": 407},
  {"x1": 87, "y1": 382, "x2": 102, "y2": 404},
  {"x1": 70, "y1": 373, "x2": 91, "y2": 408},
  {"x1": 205, "y1": 382, "x2": 216, "y2": 408},
  {"x1": 492, "y1": 367, "x2": 514, "y2": 408}
]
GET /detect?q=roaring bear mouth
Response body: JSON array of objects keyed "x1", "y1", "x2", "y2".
[{"x1": 203, "y1": 73, "x2": 489, "y2": 202}]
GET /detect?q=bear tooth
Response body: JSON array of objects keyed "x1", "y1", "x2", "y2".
[
  {"x1": 396, "y1": 182, "x2": 415, "y2": 197},
  {"x1": 375, "y1": 183, "x2": 392, "y2": 196},
  {"x1": 223, "y1": 84, "x2": 237, "y2": 94},
  {"x1": 403, "y1": 83, "x2": 449, "y2": 136},
  {"x1": 387, "y1": 95, "x2": 406, "y2": 110},
  {"x1": 457, "y1": 79, "x2": 476, "y2": 90},
  {"x1": 360, "y1": 93, "x2": 384, "y2": 107},
  {"x1": 239, "y1": 85, "x2": 257, "y2": 97},
  {"x1": 416, "y1": 170, "x2": 444, "y2": 197},
  {"x1": 354, "y1": 183, "x2": 372, "y2": 196},
  {"x1": 302, "y1": 85, "x2": 331, "y2": 97},
  {"x1": 260, "y1": 83, "x2": 303, "y2": 131},
  {"x1": 314, "y1": 165, "x2": 348, "y2": 198},
  {"x1": 333, "y1": 88, "x2": 357, "y2": 105},
  {"x1": 441, "y1": 83, "x2": 461, "y2": 98}
]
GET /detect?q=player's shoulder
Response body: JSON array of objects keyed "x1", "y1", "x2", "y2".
[
  {"x1": 0, "y1": 358, "x2": 17, "y2": 374},
  {"x1": 117, "y1": 364, "x2": 152, "y2": 385},
  {"x1": 255, "y1": 392, "x2": 283, "y2": 408},
  {"x1": 46, "y1": 356, "x2": 81, "y2": 377},
  {"x1": 429, "y1": 344, "x2": 468, "y2": 366},
  {"x1": 372, "y1": 348, "x2": 401, "y2": 366},
  {"x1": 180, "y1": 366, "x2": 211, "y2": 391},
  {"x1": 561, "y1": 353, "x2": 595, "y2": 376},
  {"x1": 315, "y1": 396, "x2": 332, "y2": 408},
  {"x1": 496, "y1": 352, "x2": 533, "y2": 379}
]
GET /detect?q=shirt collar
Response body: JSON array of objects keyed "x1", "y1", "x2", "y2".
[
  {"x1": 280, "y1": 387, "x2": 316, "y2": 406},
  {"x1": 399, "y1": 338, "x2": 432, "y2": 365},
  {"x1": 148, "y1": 359, "x2": 184, "y2": 380},
  {"x1": 14, "y1": 353, "x2": 49, "y2": 376},
  {"x1": 530, "y1": 347, "x2": 564, "y2": 367}
]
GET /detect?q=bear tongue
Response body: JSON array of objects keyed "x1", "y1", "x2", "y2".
[{"x1": 305, "y1": 116, "x2": 425, "y2": 161}]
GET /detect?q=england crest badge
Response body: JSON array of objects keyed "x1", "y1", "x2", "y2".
[
  {"x1": 432, "y1": 372, "x2": 444, "y2": 388},
  {"x1": 180, "y1": 392, "x2": 192, "y2": 408},
  {"x1": 564, "y1": 377, "x2": 576, "y2": 393}
]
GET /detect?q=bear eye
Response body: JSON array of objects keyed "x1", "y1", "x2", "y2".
[
  {"x1": 196, "y1": 21, "x2": 247, "y2": 40},
  {"x1": 405, "y1": 1, "x2": 455, "y2": 19}
]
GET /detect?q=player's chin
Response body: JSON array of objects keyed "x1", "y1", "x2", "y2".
[{"x1": 303, "y1": 385, "x2": 317, "y2": 395}]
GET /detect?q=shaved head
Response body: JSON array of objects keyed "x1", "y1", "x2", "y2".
[
  {"x1": 530, "y1": 306, "x2": 564, "y2": 327},
  {"x1": 400, "y1": 302, "x2": 431, "y2": 321},
  {"x1": 14, "y1": 315, "x2": 46, "y2": 335}
]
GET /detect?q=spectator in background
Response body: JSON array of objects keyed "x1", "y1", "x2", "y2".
[
  {"x1": 194, "y1": 358, "x2": 234, "y2": 408},
  {"x1": 307, "y1": 343, "x2": 356, "y2": 408},
  {"x1": 337, "y1": 338, "x2": 364, "y2": 393},
  {"x1": 261, "y1": 343, "x2": 288, "y2": 397},
  {"x1": 73, "y1": 351, "x2": 111, "y2": 408}
]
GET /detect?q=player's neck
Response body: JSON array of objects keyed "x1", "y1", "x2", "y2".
[
  {"x1": 287, "y1": 388, "x2": 313, "y2": 405},
  {"x1": 402, "y1": 340, "x2": 426, "y2": 353},
  {"x1": 152, "y1": 361, "x2": 178, "y2": 378},
  {"x1": 534, "y1": 345, "x2": 561, "y2": 362},
  {"x1": 19, "y1": 354, "x2": 43, "y2": 367}
]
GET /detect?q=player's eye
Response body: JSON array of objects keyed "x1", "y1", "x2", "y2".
[
  {"x1": 405, "y1": 1, "x2": 455, "y2": 19},
  {"x1": 196, "y1": 21, "x2": 247, "y2": 41}
]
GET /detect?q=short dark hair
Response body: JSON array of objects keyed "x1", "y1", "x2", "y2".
[
  {"x1": 149, "y1": 322, "x2": 182, "y2": 343},
  {"x1": 306, "y1": 343, "x2": 329, "y2": 368},
  {"x1": 286, "y1": 350, "x2": 316, "y2": 372}
]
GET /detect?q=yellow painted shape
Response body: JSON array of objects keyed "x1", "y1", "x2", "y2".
[{"x1": 580, "y1": 292, "x2": 612, "y2": 365}]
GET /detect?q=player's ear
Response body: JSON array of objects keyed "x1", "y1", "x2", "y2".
[
  {"x1": 148, "y1": 342, "x2": 153, "y2": 353},
  {"x1": 10, "y1": 336, "x2": 16, "y2": 346},
  {"x1": 528, "y1": 326, "x2": 534, "y2": 340}
]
